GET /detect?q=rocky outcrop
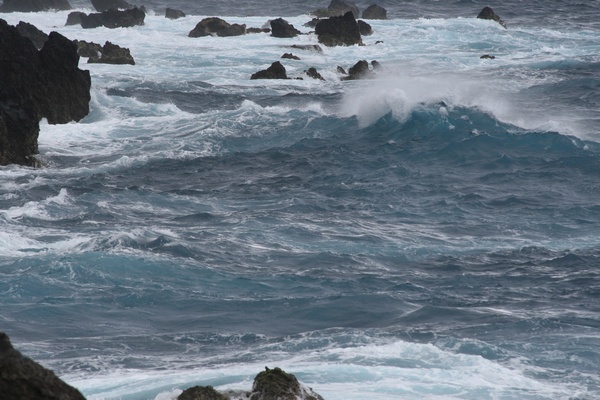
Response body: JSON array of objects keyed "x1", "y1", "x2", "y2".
[
  {"x1": 188, "y1": 17, "x2": 246, "y2": 37},
  {"x1": 80, "y1": 7, "x2": 145, "y2": 29},
  {"x1": 165, "y1": 8, "x2": 186, "y2": 19},
  {"x1": 0, "y1": 0, "x2": 71, "y2": 12},
  {"x1": 249, "y1": 367, "x2": 324, "y2": 400},
  {"x1": 0, "y1": 333, "x2": 86, "y2": 399},
  {"x1": 305, "y1": 67, "x2": 325, "y2": 81},
  {"x1": 16, "y1": 21, "x2": 48, "y2": 49},
  {"x1": 91, "y1": 0, "x2": 132, "y2": 12},
  {"x1": 340, "y1": 60, "x2": 381, "y2": 80},
  {"x1": 477, "y1": 6, "x2": 506, "y2": 28},
  {"x1": 0, "y1": 19, "x2": 91, "y2": 166},
  {"x1": 312, "y1": 0, "x2": 359, "y2": 18},
  {"x1": 357, "y1": 20, "x2": 372, "y2": 36},
  {"x1": 88, "y1": 41, "x2": 135, "y2": 64},
  {"x1": 251, "y1": 61, "x2": 287, "y2": 79},
  {"x1": 315, "y1": 11, "x2": 362, "y2": 47},
  {"x1": 65, "y1": 11, "x2": 86, "y2": 26},
  {"x1": 270, "y1": 18, "x2": 301, "y2": 38},
  {"x1": 362, "y1": 4, "x2": 387, "y2": 19},
  {"x1": 178, "y1": 386, "x2": 229, "y2": 400}
]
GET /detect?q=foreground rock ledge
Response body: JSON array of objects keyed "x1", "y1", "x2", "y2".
[{"x1": 0, "y1": 332, "x2": 86, "y2": 400}]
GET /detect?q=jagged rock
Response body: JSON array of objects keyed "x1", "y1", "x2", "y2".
[
  {"x1": 188, "y1": 17, "x2": 246, "y2": 37},
  {"x1": 65, "y1": 11, "x2": 86, "y2": 26},
  {"x1": 362, "y1": 4, "x2": 387, "y2": 19},
  {"x1": 249, "y1": 367, "x2": 324, "y2": 400},
  {"x1": 91, "y1": 0, "x2": 132, "y2": 12},
  {"x1": 313, "y1": 0, "x2": 359, "y2": 18},
  {"x1": 0, "y1": 19, "x2": 91, "y2": 166},
  {"x1": 357, "y1": 19, "x2": 372, "y2": 36},
  {"x1": 477, "y1": 6, "x2": 507, "y2": 28},
  {"x1": 251, "y1": 61, "x2": 287, "y2": 79},
  {"x1": 0, "y1": 332, "x2": 86, "y2": 399},
  {"x1": 282, "y1": 53, "x2": 300, "y2": 60},
  {"x1": 15, "y1": 21, "x2": 48, "y2": 49},
  {"x1": 0, "y1": 0, "x2": 71, "y2": 12},
  {"x1": 291, "y1": 44, "x2": 323, "y2": 53},
  {"x1": 305, "y1": 67, "x2": 325, "y2": 81},
  {"x1": 270, "y1": 18, "x2": 301, "y2": 38},
  {"x1": 165, "y1": 8, "x2": 185, "y2": 19},
  {"x1": 304, "y1": 18, "x2": 320, "y2": 28},
  {"x1": 88, "y1": 41, "x2": 135, "y2": 64},
  {"x1": 315, "y1": 11, "x2": 362, "y2": 47},
  {"x1": 81, "y1": 7, "x2": 145, "y2": 29},
  {"x1": 247, "y1": 27, "x2": 270, "y2": 34},
  {"x1": 341, "y1": 60, "x2": 372, "y2": 80},
  {"x1": 337, "y1": 66, "x2": 347, "y2": 74},
  {"x1": 178, "y1": 385, "x2": 228, "y2": 400},
  {"x1": 74, "y1": 40, "x2": 103, "y2": 58}
]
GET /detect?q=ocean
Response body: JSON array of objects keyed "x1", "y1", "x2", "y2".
[{"x1": 1, "y1": 0, "x2": 599, "y2": 399}]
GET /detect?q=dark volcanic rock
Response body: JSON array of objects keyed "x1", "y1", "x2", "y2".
[
  {"x1": 282, "y1": 53, "x2": 300, "y2": 60},
  {"x1": 477, "y1": 6, "x2": 507, "y2": 28},
  {"x1": 247, "y1": 27, "x2": 270, "y2": 34},
  {"x1": 315, "y1": 11, "x2": 362, "y2": 47},
  {"x1": 81, "y1": 7, "x2": 145, "y2": 29},
  {"x1": 304, "y1": 18, "x2": 320, "y2": 28},
  {"x1": 189, "y1": 17, "x2": 246, "y2": 37},
  {"x1": 270, "y1": 18, "x2": 301, "y2": 38},
  {"x1": 178, "y1": 385, "x2": 229, "y2": 400},
  {"x1": 15, "y1": 21, "x2": 49, "y2": 49},
  {"x1": 0, "y1": 332, "x2": 86, "y2": 399},
  {"x1": 74, "y1": 39, "x2": 103, "y2": 58},
  {"x1": 341, "y1": 59, "x2": 371, "y2": 80},
  {"x1": 88, "y1": 41, "x2": 135, "y2": 64},
  {"x1": 305, "y1": 67, "x2": 325, "y2": 81},
  {"x1": 249, "y1": 367, "x2": 324, "y2": 400},
  {"x1": 0, "y1": 0, "x2": 71, "y2": 12},
  {"x1": 165, "y1": 8, "x2": 185, "y2": 19},
  {"x1": 0, "y1": 19, "x2": 91, "y2": 166},
  {"x1": 65, "y1": 11, "x2": 86, "y2": 26},
  {"x1": 291, "y1": 44, "x2": 323, "y2": 53},
  {"x1": 480, "y1": 54, "x2": 496, "y2": 59},
  {"x1": 91, "y1": 0, "x2": 132, "y2": 12},
  {"x1": 251, "y1": 61, "x2": 287, "y2": 79},
  {"x1": 313, "y1": 0, "x2": 360, "y2": 18},
  {"x1": 357, "y1": 19, "x2": 372, "y2": 36},
  {"x1": 362, "y1": 4, "x2": 387, "y2": 19}
]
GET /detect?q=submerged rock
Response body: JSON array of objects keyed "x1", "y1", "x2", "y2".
[
  {"x1": 315, "y1": 11, "x2": 362, "y2": 46},
  {"x1": 0, "y1": 0, "x2": 71, "y2": 12},
  {"x1": 0, "y1": 18, "x2": 91, "y2": 166},
  {"x1": 270, "y1": 18, "x2": 301, "y2": 38},
  {"x1": 251, "y1": 61, "x2": 288, "y2": 79},
  {"x1": 165, "y1": 8, "x2": 186, "y2": 19},
  {"x1": 305, "y1": 67, "x2": 325, "y2": 81},
  {"x1": 0, "y1": 332, "x2": 86, "y2": 399},
  {"x1": 189, "y1": 17, "x2": 246, "y2": 37},
  {"x1": 362, "y1": 4, "x2": 387, "y2": 20},
  {"x1": 291, "y1": 44, "x2": 323, "y2": 53},
  {"x1": 281, "y1": 53, "x2": 300, "y2": 60},
  {"x1": 91, "y1": 0, "x2": 133, "y2": 12},
  {"x1": 477, "y1": 6, "x2": 507, "y2": 28}
]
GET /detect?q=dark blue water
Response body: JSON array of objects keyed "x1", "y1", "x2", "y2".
[{"x1": 1, "y1": 1, "x2": 600, "y2": 399}]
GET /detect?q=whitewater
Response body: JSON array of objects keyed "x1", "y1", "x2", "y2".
[{"x1": 1, "y1": 1, "x2": 599, "y2": 399}]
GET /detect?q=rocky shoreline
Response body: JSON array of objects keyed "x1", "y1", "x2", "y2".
[{"x1": 0, "y1": 332, "x2": 324, "y2": 400}]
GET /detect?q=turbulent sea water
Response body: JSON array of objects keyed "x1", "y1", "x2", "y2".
[{"x1": 1, "y1": 1, "x2": 600, "y2": 399}]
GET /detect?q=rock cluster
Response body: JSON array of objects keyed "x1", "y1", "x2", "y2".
[
  {"x1": 315, "y1": 11, "x2": 363, "y2": 46},
  {"x1": 80, "y1": 7, "x2": 145, "y2": 29},
  {"x1": 0, "y1": 333, "x2": 86, "y2": 399},
  {"x1": 189, "y1": 17, "x2": 246, "y2": 37},
  {"x1": 75, "y1": 40, "x2": 135, "y2": 64},
  {"x1": 0, "y1": 19, "x2": 91, "y2": 166},
  {"x1": 0, "y1": 0, "x2": 71, "y2": 12}
]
